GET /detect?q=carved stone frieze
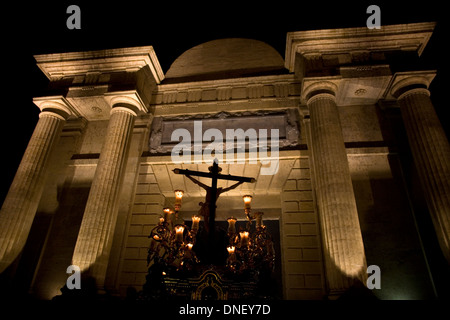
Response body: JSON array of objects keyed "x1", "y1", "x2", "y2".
[{"x1": 150, "y1": 75, "x2": 301, "y2": 115}]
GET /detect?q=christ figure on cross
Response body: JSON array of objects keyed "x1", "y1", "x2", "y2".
[
  {"x1": 186, "y1": 173, "x2": 243, "y2": 231},
  {"x1": 173, "y1": 161, "x2": 255, "y2": 238}
]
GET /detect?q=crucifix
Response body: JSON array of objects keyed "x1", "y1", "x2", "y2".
[{"x1": 173, "y1": 160, "x2": 256, "y2": 240}]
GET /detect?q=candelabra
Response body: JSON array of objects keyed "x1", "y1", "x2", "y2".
[
  {"x1": 147, "y1": 190, "x2": 200, "y2": 272},
  {"x1": 147, "y1": 191, "x2": 275, "y2": 276},
  {"x1": 225, "y1": 195, "x2": 275, "y2": 274}
]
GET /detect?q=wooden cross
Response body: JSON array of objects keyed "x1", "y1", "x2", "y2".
[{"x1": 173, "y1": 160, "x2": 255, "y2": 238}]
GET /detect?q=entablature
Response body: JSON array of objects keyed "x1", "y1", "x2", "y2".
[{"x1": 149, "y1": 74, "x2": 301, "y2": 116}]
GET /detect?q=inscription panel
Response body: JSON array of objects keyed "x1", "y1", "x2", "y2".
[{"x1": 148, "y1": 110, "x2": 301, "y2": 154}]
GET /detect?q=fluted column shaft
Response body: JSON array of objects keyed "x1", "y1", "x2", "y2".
[
  {"x1": 307, "y1": 93, "x2": 367, "y2": 295},
  {"x1": 397, "y1": 88, "x2": 450, "y2": 263},
  {"x1": 72, "y1": 105, "x2": 136, "y2": 287},
  {"x1": 0, "y1": 111, "x2": 66, "y2": 273}
]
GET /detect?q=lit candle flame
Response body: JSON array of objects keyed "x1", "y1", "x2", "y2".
[
  {"x1": 174, "y1": 190, "x2": 184, "y2": 200},
  {"x1": 153, "y1": 234, "x2": 161, "y2": 241},
  {"x1": 192, "y1": 215, "x2": 200, "y2": 232},
  {"x1": 174, "y1": 190, "x2": 184, "y2": 211},
  {"x1": 227, "y1": 217, "x2": 237, "y2": 234},
  {"x1": 175, "y1": 225, "x2": 185, "y2": 242},
  {"x1": 243, "y1": 195, "x2": 252, "y2": 205},
  {"x1": 239, "y1": 231, "x2": 249, "y2": 247}
]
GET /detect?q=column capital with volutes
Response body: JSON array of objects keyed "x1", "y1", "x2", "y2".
[
  {"x1": 32, "y1": 95, "x2": 77, "y2": 120},
  {"x1": 301, "y1": 79, "x2": 339, "y2": 106},
  {"x1": 389, "y1": 70, "x2": 436, "y2": 100},
  {"x1": 104, "y1": 91, "x2": 148, "y2": 116}
]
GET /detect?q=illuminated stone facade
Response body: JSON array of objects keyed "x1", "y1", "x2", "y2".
[{"x1": 1, "y1": 22, "x2": 448, "y2": 300}]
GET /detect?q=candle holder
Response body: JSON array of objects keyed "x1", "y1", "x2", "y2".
[{"x1": 254, "y1": 212, "x2": 264, "y2": 229}]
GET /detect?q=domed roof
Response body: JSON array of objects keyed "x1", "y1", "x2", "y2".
[{"x1": 164, "y1": 38, "x2": 286, "y2": 82}]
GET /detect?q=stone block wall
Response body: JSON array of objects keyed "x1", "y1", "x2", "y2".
[
  {"x1": 118, "y1": 163, "x2": 165, "y2": 296},
  {"x1": 280, "y1": 157, "x2": 325, "y2": 299}
]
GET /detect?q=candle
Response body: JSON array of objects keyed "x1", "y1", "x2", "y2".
[
  {"x1": 192, "y1": 216, "x2": 200, "y2": 232},
  {"x1": 175, "y1": 225, "x2": 185, "y2": 242},
  {"x1": 239, "y1": 231, "x2": 249, "y2": 247},
  {"x1": 243, "y1": 195, "x2": 252, "y2": 208},
  {"x1": 227, "y1": 246, "x2": 236, "y2": 263},
  {"x1": 163, "y1": 207, "x2": 171, "y2": 221},
  {"x1": 174, "y1": 190, "x2": 184, "y2": 211},
  {"x1": 174, "y1": 190, "x2": 184, "y2": 200},
  {"x1": 227, "y1": 217, "x2": 237, "y2": 234},
  {"x1": 185, "y1": 243, "x2": 193, "y2": 258},
  {"x1": 243, "y1": 195, "x2": 252, "y2": 216}
]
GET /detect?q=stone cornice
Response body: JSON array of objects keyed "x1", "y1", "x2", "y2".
[
  {"x1": 285, "y1": 22, "x2": 436, "y2": 73},
  {"x1": 34, "y1": 46, "x2": 164, "y2": 84}
]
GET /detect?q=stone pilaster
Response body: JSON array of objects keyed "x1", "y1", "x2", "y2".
[
  {"x1": 0, "y1": 102, "x2": 70, "y2": 273},
  {"x1": 71, "y1": 103, "x2": 137, "y2": 289},
  {"x1": 304, "y1": 83, "x2": 367, "y2": 296},
  {"x1": 392, "y1": 78, "x2": 450, "y2": 263}
]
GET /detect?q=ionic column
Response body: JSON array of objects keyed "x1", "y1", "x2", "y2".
[
  {"x1": 393, "y1": 80, "x2": 450, "y2": 263},
  {"x1": 71, "y1": 103, "x2": 137, "y2": 289},
  {"x1": 0, "y1": 105, "x2": 69, "y2": 273},
  {"x1": 304, "y1": 83, "x2": 367, "y2": 296}
]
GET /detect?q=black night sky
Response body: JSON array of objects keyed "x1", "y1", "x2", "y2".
[{"x1": 1, "y1": 1, "x2": 448, "y2": 224}]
